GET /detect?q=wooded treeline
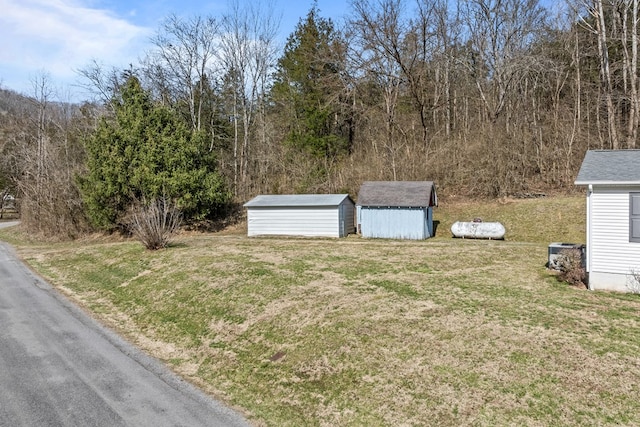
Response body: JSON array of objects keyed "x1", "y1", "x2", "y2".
[{"x1": 1, "y1": 0, "x2": 638, "y2": 237}]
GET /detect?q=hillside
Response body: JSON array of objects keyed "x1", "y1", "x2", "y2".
[{"x1": 5, "y1": 195, "x2": 637, "y2": 427}]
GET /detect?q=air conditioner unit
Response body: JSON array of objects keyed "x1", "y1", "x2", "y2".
[{"x1": 548, "y1": 242, "x2": 585, "y2": 270}]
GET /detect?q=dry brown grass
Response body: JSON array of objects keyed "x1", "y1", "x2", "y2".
[{"x1": 3, "y1": 195, "x2": 640, "y2": 426}]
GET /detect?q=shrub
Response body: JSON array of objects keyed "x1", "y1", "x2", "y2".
[
  {"x1": 627, "y1": 269, "x2": 640, "y2": 294},
  {"x1": 126, "y1": 197, "x2": 181, "y2": 250},
  {"x1": 556, "y1": 248, "x2": 586, "y2": 288}
]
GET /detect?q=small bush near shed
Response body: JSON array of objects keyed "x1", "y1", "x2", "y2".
[
  {"x1": 126, "y1": 198, "x2": 181, "y2": 250},
  {"x1": 556, "y1": 249, "x2": 587, "y2": 288}
]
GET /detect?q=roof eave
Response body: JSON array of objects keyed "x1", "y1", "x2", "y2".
[
  {"x1": 244, "y1": 194, "x2": 352, "y2": 208},
  {"x1": 358, "y1": 204, "x2": 431, "y2": 208},
  {"x1": 575, "y1": 180, "x2": 640, "y2": 186}
]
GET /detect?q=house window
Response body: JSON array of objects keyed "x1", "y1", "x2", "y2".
[{"x1": 631, "y1": 193, "x2": 640, "y2": 243}]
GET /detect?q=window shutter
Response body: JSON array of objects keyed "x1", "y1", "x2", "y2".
[{"x1": 631, "y1": 193, "x2": 640, "y2": 242}]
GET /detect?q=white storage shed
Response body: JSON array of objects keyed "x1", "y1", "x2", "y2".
[
  {"x1": 244, "y1": 194, "x2": 356, "y2": 238},
  {"x1": 575, "y1": 149, "x2": 640, "y2": 292},
  {"x1": 357, "y1": 181, "x2": 437, "y2": 240}
]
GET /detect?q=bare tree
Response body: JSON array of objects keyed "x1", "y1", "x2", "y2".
[
  {"x1": 76, "y1": 60, "x2": 126, "y2": 112},
  {"x1": 349, "y1": 0, "x2": 406, "y2": 179},
  {"x1": 219, "y1": 0, "x2": 280, "y2": 196},
  {"x1": 620, "y1": 0, "x2": 639, "y2": 148},
  {"x1": 144, "y1": 14, "x2": 222, "y2": 132},
  {"x1": 462, "y1": 0, "x2": 548, "y2": 123},
  {"x1": 574, "y1": 0, "x2": 620, "y2": 148},
  {"x1": 632, "y1": 0, "x2": 639, "y2": 148},
  {"x1": 350, "y1": 0, "x2": 445, "y2": 164},
  {"x1": 29, "y1": 73, "x2": 54, "y2": 225},
  {"x1": 7, "y1": 73, "x2": 89, "y2": 237}
]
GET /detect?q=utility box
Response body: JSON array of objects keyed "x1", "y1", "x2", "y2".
[{"x1": 548, "y1": 243, "x2": 586, "y2": 270}]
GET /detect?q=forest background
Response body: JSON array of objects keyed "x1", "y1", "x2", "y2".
[{"x1": 0, "y1": 0, "x2": 636, "y2": 237}]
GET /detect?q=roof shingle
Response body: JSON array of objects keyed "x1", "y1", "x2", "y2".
[
  {"x1": 357, "y1": 181, "x2": 437, "y2": 207},
  {"x1": 575, "y1": 150, "x2": 640, "y2": 185}
]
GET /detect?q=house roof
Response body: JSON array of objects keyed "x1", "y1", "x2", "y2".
[
  {"x1": 244, "y1": 194, "x2": 353, "y2": 208},
  {"x1": 575, "y1": 150, "x2": 640, "y2": 185},
  {"x1": 357, "y1": 181, "x2": 437, "y2": 207}
]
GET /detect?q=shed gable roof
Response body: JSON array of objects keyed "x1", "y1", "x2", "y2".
[
  {"x1": 575, "y1": 150, "x2": 640, "y2": 185},
  {"x1": 357, "y1": 181, "x2": 437, "y2": 207},
  {"x1": 244, "y1": 194, "x2": 352, "y2": 208}
]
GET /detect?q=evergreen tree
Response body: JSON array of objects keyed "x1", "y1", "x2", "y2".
[
  {"x1": 79, "y1": 76, "x2": 230, "y2": 230},
  {"x1": 271, "y1": 5, "x2": 350, "y2": 160}
]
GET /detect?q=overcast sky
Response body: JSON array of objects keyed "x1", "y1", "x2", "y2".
[{"x1": 0, "y1": 0, "x2": 348, "y2": 101}]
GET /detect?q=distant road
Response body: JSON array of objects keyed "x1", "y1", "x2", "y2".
[{"x1": 0, "y1": 230, "x2": 252, "y2": 427}]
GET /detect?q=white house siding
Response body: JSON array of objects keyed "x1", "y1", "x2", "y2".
[
  {"x1": 359, "y1": 207, "x2": 429, "y2": 240},
  {"x1": 589, "y1": 186, "x2": 640, "y2": 291},
  {"x1": 247, "y1": 207, "x2": 340, "y2": 237}
]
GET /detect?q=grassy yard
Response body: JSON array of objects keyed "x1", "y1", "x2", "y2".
[{"x1": 2, "y1": 195, "x2": 640, "y2": 426}]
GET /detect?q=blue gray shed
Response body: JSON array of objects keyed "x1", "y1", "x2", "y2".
[
  {"x1": 357, "y1": 181, "x2": 437, "y2": 240},
  {"x1": 244, "y1": 194, "x2": 355, "y2": 238}
]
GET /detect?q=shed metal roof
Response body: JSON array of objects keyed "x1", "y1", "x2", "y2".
[
  {"x1": 575, "y1": 150, "x2": 640, "y2": 185},
  {"x1": 244, "y1": 194, "x2": 352, "y2": 208},
  {"x1": 357, "y1": 181, "x2": 437, "y2": 207}
]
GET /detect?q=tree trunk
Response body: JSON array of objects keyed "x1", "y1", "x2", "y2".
[
  {"x1": 595, "y1": 0, "x2": 619, "y2": 149},
  {"x1": 630, "y1": 0, "x2": 639, "y2": 147}
]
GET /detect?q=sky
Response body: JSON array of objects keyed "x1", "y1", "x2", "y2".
[{"x1": 0, "y1": 0, "x2": 349, "y2": 101}]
